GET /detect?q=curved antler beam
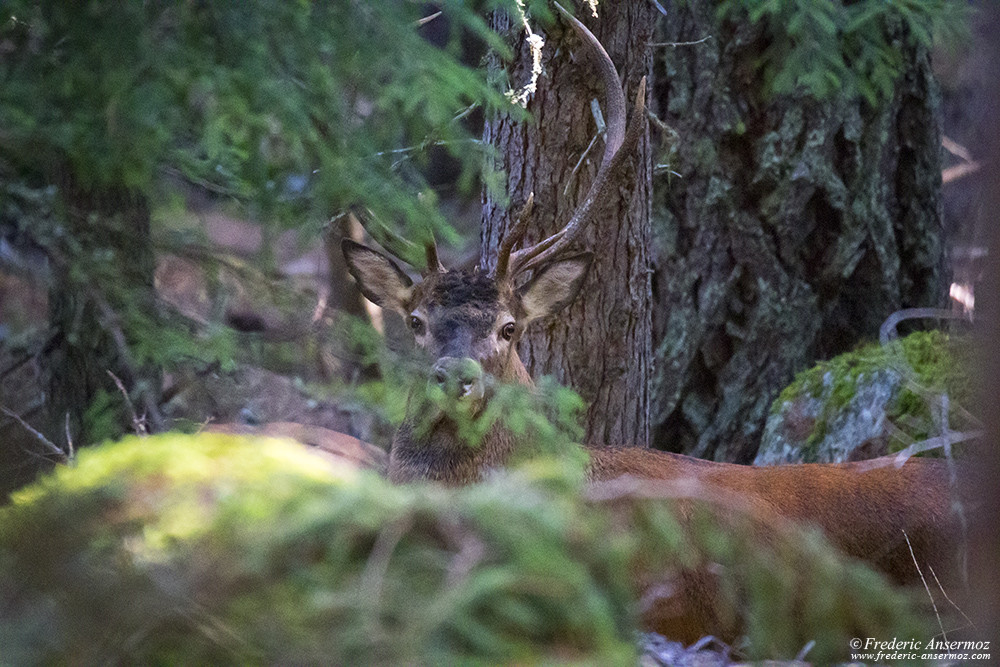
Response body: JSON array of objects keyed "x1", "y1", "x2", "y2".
[{"x1": 494, "y1": 2, "x2": 647, "y2": 280}]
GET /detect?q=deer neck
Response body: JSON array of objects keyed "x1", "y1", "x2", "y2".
[{"x1": 388, "y1": 349, "x2": 536, "y2": 485}]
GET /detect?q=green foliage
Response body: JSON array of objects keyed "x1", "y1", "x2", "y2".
[
  {"x1": 326, "y1": 311, "x2": 586, "y2": 456},
  {"x1": 0, "y1": 434, "x2": 637, "y2": 664},
  {"x1": 0, "y1": 2, "x2": 516, "y2": 239},
  {"x1": 0, "y1": 1, "x2": 542, "y2": 444},
  {"x1": 611, "y1": 488, "x2": 928, "y2": 663},
  {"x1": 716, "y1": 0, "x2": 969, "y2": 104},
  {"x1": 884, "y1": 330, "x2": 977, "y2": 446},
  {"x1": 0, "y1": 433, "x2": 928, "y2": 663},
  {"x1": 408, "y1": 375, "x2": 586, "y2": 453}
]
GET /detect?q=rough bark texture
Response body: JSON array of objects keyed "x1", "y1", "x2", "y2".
[
  {"x1": 481, "y1": 3, "x2": 656, "y2": 447},
  {"x1": 651, "y1": 2, "x2": 945, "y2": 461},
  {"x1": 47, "y1": 176, "x2": 162, "y2": 445}
]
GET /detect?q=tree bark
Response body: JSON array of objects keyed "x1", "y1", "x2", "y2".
[
  {"x1": 47, "y1": 174, "x2": 162, "y2": 445},
  {"x1": 481, "y1": 3, "x2": 656, "y2": 448},
  {"x1": 651, "y1": 1, "x2": 945, "y2": 461}
]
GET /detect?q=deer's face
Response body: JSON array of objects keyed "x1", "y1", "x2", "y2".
[
  {"x1": 343, "y1": 240, "x2": 591, "y2": 415},
  {"x1": 406, "y1": 270, "x2": 518, "y2": 403}
]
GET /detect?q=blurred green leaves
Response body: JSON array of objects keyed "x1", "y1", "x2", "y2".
[
  {"x1": 0, "y1": 1, "x2": 544, "y2": 442},
  {"x1": 0, "y1": 433, "x2": 638, "y2": 664},
  {"x1": 716, "y1": 0, "x2": 970, "y2": 104},
  {"x1": 0, "y1": 1, "x2": 523, "y2": 237},
  {"x1": 0, "y1": 432, "x2": 928, "y2": 663}
]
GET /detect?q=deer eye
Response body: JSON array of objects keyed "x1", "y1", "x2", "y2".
[
  {"x1": 501, "y1": 322, "x2": 516, "y2": 341},
  {"x1": 409, "y1": 315, "x2": 425, "y2": 335}
]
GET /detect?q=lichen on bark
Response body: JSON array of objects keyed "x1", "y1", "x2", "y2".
[{"x1": 650, "y1": 1, "x2": 945, "y2": 461}]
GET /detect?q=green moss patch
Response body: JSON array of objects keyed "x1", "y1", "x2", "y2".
[
  {"x1": 0, "y1": 433, "x2": 927, "y2": 663},
  {"x1": 0, "y1": 434, "x2": 634, "y2": 665},
  {"x1": 771, "y1": 330, "x2": 975, "y2": 453}
]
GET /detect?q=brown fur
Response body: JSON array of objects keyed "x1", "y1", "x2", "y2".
[
  {"x1": 343, "y1": 242, "x2": 964, "y2": 643},
  {"x1": 587, "y1": 448, "x2": 960, "y2": 643},
  {"x1": 589, "y1": 447, "x2": 955, "y2": 584}
]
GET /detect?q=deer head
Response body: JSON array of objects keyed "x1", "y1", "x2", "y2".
[{"x1": 342, "y1": 4, "x2": 645, "y2": 483}]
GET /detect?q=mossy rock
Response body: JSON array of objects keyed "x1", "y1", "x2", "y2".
[
  {"x1": 0, "y1": 434, "x2": 637, "y2": 665},
  {"x1": 758, "y1": 331, "x2": 975, "y2": 464},
  {"x1": 0, "y1": 433, "x2": 926, "y2": 663}
]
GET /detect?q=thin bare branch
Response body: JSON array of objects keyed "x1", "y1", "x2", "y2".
[
  {"x1": 942, "y1": 161, "x2": 982, "y2": 184},
  {"x1": 563, "y1": 133, "x2": 601, "y2": 197},
  {"x1": 64, "y1": 412, "x2": 75, "y2": 461},
  {"x1": 929, "y1": 565, "x2": 977, "y2": 631},
  {"x1": 852, "y1": 431, "x2": 982, "y2": 471},
  {"x1": 941, "y1": 136, "x2": 974, "y2": 163},
  {"x1": 108, "y1": 370, "x2": 148, "y2": 436},
  {"x1": 0, "y1": 403, "x2": 68, "y2": 462},
  {"x1": 905, "y1": 529, "x2": 947, "y2": 642},
  {"x1": 650, "y1": 35, "x2": 712, "y2": 47},
  {"x1": 415, "y1": 11, "x2": 441, "y2": 27}
]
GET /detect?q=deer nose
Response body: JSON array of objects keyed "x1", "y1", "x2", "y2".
[{"x1": 431, "y1": 357, "x2": 484, "y2": 401}]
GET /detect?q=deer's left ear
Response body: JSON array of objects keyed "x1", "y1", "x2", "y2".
[
  {"x1": 342, "y1": 239, "x2": 414, "y2": 314},
  {"x1": 518, "y1": 253, "x2": 592, "y2": 323}
]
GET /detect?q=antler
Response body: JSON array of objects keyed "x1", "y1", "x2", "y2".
[
  {"x1": 493, "y1": 2, "x2": 646, "y2": 281},
  {"x1": 425, "y1": 237, "x2": 445, "y2": 274},
  {"x1": 349, "y1": 208, "x2": 444, "y2": 274}
]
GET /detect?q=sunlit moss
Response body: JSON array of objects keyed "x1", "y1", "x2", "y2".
[
  {"x1": 0, "y1": 431, "x2": 929, "y2": 663},
  {"x1": 0, "y1": 433, "x2": 635, "y2": 664}
]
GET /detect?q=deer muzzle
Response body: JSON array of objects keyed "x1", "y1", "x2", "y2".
[{"x1": 431, "y1": 357, "x2": 485, "y2": 403}]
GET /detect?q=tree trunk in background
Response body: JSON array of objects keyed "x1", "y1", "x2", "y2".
[
  {"x1": 48, "y1": 175, "x2": 162, "y2": 446},
  {"x1": 481, "y1": 3, "x2": 656, "y2": 448},
  {"x1": 651, "y1": 2, "x2": 945, "y2": 461}
]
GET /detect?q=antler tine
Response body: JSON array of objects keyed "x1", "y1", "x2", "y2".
[
  {"x1": 351, "y1": 207, "x2": 444, "y2": 275},
  {"x1": 493, "y1": 192, "x2": 534, "y2": 280},
  {"x1": 350, "y1": 208, "x2": 418, "y2": 262},
  {"x1": 425, "y1": 236, "x2": 445, "y2": 273},
  {"x1": 504, "y1": 2, "x2": 645, "y2": 277},
  {"x1": 512, "y1": 77, "x2": 645, "y2": 275}
]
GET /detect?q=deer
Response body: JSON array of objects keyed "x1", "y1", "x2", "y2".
[{"x1": 342, "y1": 2, "x2": 964, "y2": 644}]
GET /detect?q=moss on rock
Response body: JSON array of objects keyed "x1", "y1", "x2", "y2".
[
  {"x1": 0, "y1": 434, "x2": 635, "y2": 665},
  {"x1": 0, "y1": 433, "x2": 927, "y2": 663},
  {"x1": 761, "y1": 330, "x2": 975, "y2": 463}
]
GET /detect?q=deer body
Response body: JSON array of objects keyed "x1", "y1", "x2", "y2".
[
  {"x1": 342, "y1": 242, "x2": 955, "y2": 586},
  {"x1": 589, "y1": 447, "x2": 953, "y2": 584},
  {"x1": 341, "y1": 2, "x2": 960, "y2": 643}
]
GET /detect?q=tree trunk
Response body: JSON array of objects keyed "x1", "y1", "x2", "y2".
[
  {"x1": 651, "y1": 2, "x2": 945, "y2": 461},
  {"x1": 481, "y1": 3, "x2": 656, "y2": 448},
  {"x1": 47, "y1": 174, "x2": 162, "y2": 446}
]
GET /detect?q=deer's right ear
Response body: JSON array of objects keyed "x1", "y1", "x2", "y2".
[
  {"x1": 342, "y1": 239, "x2": 414, "y2": 313},
  {"x1": 518, "y1": 253, "x2": 592, "y2": 323}
]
